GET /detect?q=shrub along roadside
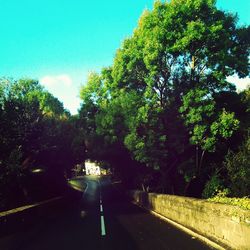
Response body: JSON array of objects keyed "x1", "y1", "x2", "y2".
[{"x1": 208, "y1": 193, "x2": 250, "y2": 210}]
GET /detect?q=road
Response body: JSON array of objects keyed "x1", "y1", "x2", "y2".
[{"x1": 0, "y1": 176, "x2": 215, "y2": 250}]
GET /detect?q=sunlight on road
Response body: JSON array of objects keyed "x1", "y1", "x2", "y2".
[{"x1": 67, "y1": 178, "x2": 87, "y2": 192}]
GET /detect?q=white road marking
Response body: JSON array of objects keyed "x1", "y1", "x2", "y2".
[
  {"x1": 101, "y1": 215, "x2": 106, "y2": 236},
  {"x1": 99, "y1": 178, "x2": 106, "y2": 236}
]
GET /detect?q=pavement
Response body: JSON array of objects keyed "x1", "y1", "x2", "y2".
[{"x1": 0, "y1": 176, "x2": 215, "y2": 250}]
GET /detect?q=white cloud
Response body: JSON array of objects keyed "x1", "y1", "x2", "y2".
[
  {"x1": 40, "y1": 74, "x2": 73, "y2": 88},
  {"x1": 227, "y1": 75, "x2": 250, "y2": 92},
  {"x1": 39, "y1": 74, "x2": 81, "y2": 115}
]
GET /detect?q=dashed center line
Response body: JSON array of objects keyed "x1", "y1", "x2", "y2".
[
  {"x1": 101, "y1": 215, "x2": 106, "y2": 236},
  {"x1": 99, "y1": 180, "x2": 106, "y2": 237}
]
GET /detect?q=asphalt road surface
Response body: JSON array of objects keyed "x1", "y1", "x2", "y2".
[{"x1": 0, "y1": 176, "x2": 215, "y2": 250}]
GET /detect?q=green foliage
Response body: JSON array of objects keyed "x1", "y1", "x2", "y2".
[
  {"x1": 208, "y1": 195, "x2": 250, "y2": 210},
  {"x1": 180, "y1": 87, "x2": 239, "y2": 152},
  {"x1": 78, "y1": 0, "x2": 250, "y2": 195},
  {"x1": 0, "y1": 77, "x2": 80, "y2": 210},
  {"x1": 80, "y1": 72, "x2": 105, "y2": 105},
  {"x1": 224, "y1": 135, "x2": 250, "y2": 197},
  {"x1": 202, "y1": 173, "x2": 227, "y2": 198}
]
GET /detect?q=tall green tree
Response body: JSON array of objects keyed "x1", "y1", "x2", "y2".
[
  {"x1": 0, "y1": 78, "x2": 75, "y2": 209},
  {"x1": 78, "y1": 0, "x2": 250, "y2": 195}
]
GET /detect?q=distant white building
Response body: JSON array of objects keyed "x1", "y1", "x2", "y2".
[{"x1": 85, "y1": 161, "x2": 101, "y2": 176}]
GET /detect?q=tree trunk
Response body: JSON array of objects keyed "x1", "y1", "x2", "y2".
[
  {"x1": 196, "y1": 145, "x2": 199, "y2": 172},
  {"x1": 198, "y1": 150, "x2": 205, "y2": 175}
]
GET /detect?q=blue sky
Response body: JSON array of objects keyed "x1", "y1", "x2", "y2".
[{"x1": 0, "y1": 0, "x2": 249, "y2": 114}]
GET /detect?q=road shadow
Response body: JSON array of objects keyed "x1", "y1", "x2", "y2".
[
  {"x1": 100, "y1": 180, "x2": 214, "y2": 250},
  {"x1": 0, "y1": 187, "x2": 82, "y2": 239}
]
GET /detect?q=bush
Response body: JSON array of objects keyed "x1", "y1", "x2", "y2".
[
  {"x1": 202, "y1": 173, "x2": 226, "y2": 199},
  {"x1": 208, "y1": 194, "x2": 250, "y2": 210},
  {"x1": 224, "y1": 135, "x2": 250, "y2": 197}
]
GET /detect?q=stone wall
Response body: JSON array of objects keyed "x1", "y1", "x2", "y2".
[{"x1": 130, "y1": 190, "x2": 250, "y2": 250}]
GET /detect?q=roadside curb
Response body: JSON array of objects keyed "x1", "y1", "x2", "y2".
[
  {"x1": 0, "y1": 196, "x2": 63, "y2": 218},
  {"x1": 0, "y1": 196, "x2": 65, "y2": 237},
  {"x1": 131, "y1": 201, "x2": 226, "y2": 250}
]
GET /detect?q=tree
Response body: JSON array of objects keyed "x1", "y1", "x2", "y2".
[
  {"x1": 77, "y1": 0, "x2": 250, "y2": 195},
  {"x1": 0, "y1": 77, "x2": 75, "y2": 209},
  {"x1": 109, "y1": 0, "x2": 249, "y2": 193}
]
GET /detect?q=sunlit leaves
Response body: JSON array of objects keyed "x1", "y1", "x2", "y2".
[
  {"x1": 80, "y1": 72, "x2": 104, "y2": 105},
  {"x1": 77, "y1": 0, "x2": 249, "y2": 195},
  {"x1": 180, "y1": 86, "x2": 239, "y2": 151}
]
